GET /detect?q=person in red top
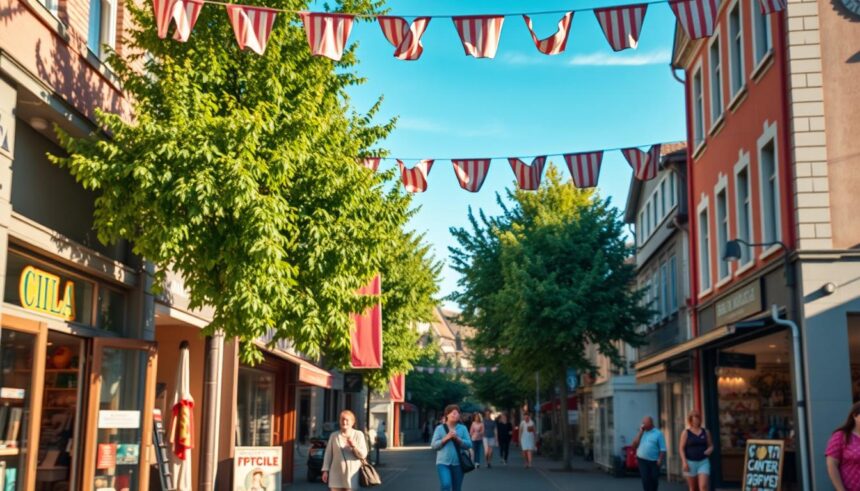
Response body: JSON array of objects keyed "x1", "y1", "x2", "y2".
[{"x1": 827, "y1": 401, "x2": 860, "y2": 491}]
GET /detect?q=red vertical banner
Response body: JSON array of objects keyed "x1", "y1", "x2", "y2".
[
  {"x1": 389, "y1": 373, "x2": 405, "y2": 402},
  {"x1": 350, "y1": 275, "x2": 383, "y2": 369}
]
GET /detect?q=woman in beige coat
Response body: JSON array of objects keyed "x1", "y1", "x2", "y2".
[{"x1": 322, "y1": 410, "x2": 369, "y2": 490}]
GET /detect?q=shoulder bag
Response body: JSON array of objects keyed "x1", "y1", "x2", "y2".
[
  {"x1": 340, "y1": 431, "x2": 382, "y2": 487},
  {"x1": 451, "y1": 425, "x2": 475, "y2": 473}
]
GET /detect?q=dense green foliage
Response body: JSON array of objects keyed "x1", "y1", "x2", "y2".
[
  {"x1": 50, "y1": 0, "x2": 438, "y2": 369},
  {"x1": 405, "y1": 346, "x2": 471, "y2": 414}
]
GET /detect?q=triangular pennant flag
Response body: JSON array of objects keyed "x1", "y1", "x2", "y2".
[
  {"x1": 360, "y1": 157, "x2": 381, "y2": 172},
  {"x1": 522, "y1": 12, "x2": 573, "y2": 56},
  {"x1": 594, "y1": 4, "x2": 648, "y2": 51},
  {"x1": 622, "y1": 144, "x2": 662, "y2": 181},
  {"x1": 299, "y1": 12, "x2": 355, "y2": 61},
  {"x1": 378, "y1": 16, "x2": 431, "y2": 60},
  {"x1": 153, "y1": 0, "x2": 203, "y2": 41},
  {"x1": 758, "y1": 0, "x2": 786, "y2": 14},
  {"x1": 452, "y1": 15, "x2": 505, "y2": 59},
  {"x1": 452, "y1": 159, "x2": 491, "y2": 192},
  {"x1": 508, "y1": 156, "x2": 546, "y2": 191},
  {"x1": 225, "y1": 4, "x2": 278, "y2": 55},
  {"x1": 398, "y1": 160, "x2": 434, "y2": 193},
  {"x1": 564, "y1": 151, "x2": 604, "y2": 189},
  {"x1": 669, "y1": 0, "x2": 719, "y2": 40}
]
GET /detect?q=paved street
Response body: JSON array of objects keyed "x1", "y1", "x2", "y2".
[{"x1": 289, "y1": 444, "x2": 686, "y2": 490}]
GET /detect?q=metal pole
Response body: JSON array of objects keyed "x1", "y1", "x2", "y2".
[
  {"x1": 770, "y1": 305, "x2": 810, "y2": 491},
  {"x1": 200, "y1": 330, "x2": 225, "y2": 491}
]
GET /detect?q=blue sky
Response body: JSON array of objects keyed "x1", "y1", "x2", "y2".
[{"x1": 342, "y1": 0, "x2": 686, "y2": 306}]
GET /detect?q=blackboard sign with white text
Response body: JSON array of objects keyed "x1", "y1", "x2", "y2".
[{"x1": 741, "y1": 439, "x2": 784, "y2": 491}]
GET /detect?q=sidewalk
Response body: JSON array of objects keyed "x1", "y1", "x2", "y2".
[{"x1": 531, "y1": 451, "x2": 687, "y2": 491}]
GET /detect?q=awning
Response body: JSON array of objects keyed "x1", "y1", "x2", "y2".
[
  {"x1": 540, "y1": 395, "x2": 578, "y2": 412},
  {"x1": 635, "y1": 325, "x2": 734, "y2": 373},
  {"x1": 636, "y1": 363, "x2": 668, "y2": 384},
  {"x1": 253, "y1": 340, "x2": 333, "y2": 389}
]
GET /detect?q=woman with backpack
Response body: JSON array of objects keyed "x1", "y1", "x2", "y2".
[{"x1": 432, "y1": 404, "x2": 473, "y2": 491}]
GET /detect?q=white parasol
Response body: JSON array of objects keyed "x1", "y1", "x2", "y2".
[{"x1": 169, "y1": 341, "x2": 194, "y2": 491}]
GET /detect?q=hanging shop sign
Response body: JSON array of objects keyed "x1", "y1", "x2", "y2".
[
  {"x1": 344, "y1": 373, "x2": 363, "y2": 393},
  {"x1": 741, "y1": 439, "x2": 784, "y2": 491},
  {"x1": 234, "y1": 446, "x2": 282, "y2": 491},
  {"x1": 715, "y1": 281, "x2": 763, "y2": 327},
  {"x1": 18, "y1": 265, "x2": 76, "y2": 321}
]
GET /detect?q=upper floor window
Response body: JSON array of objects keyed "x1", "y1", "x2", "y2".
[
  {"x1": 734, "y1": 156, "x2": 753, "y2": 265},
  {"x1": 709, "y1": 34, "x2": 724, "y2": 123},
  {"x1": 88, "y1": 0, "x2": 117, "y2": 58},
  {"x1": 660, "y1": 261, "x2": 669, "y2": 317},
  {"x1": 716, "y1": 186, "x2": 730, "y2": 281},
  {"x1": 729, "y1": 1, "x2": 745, "y2": 97},
  {"x1": 669, "y1": 255, "x2": 678, "y2": 312},
  {"x1": 759, "y1": 131, "x2": 781, "y2": 244},
  {"x1": 669, "y1": 172, "x2": 678, "y2": 209},
  {"x1": 752, "y1": 0, "x2": 773, "y2": 66},
  {"x1": 698, "y1": 203, "x2": 712, "y2": 291},
  {"x1": 693, "y1": 67, "x2": 705, "y2": 146}
]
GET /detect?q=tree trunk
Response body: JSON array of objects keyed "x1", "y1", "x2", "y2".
[{"x1": 560, "y1": 371, "x2": 571, "y2": 471}]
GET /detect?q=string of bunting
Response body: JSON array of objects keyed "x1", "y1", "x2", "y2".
[
  {"x1": 413, "y1": 366, "x2": 499, "y2": 374},
  {"x1": 153, "y1": 0, "x2": 786, "y2": 58},
  {"x1": 360, "y1": 143, "x2": 668, "y2": 193}
]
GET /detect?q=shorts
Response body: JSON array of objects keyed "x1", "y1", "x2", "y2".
[
  {"x1": 684, "y1": 459, "x2": 710, "y2": 477},
  {"x1": 483, "y1": 437, "x2": 496, "y2": 448}
]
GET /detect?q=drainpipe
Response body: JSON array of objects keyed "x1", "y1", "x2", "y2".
[
  {"x1": 770, "y1": 305, "x2": 810, "y2": 491},
  {"x1": 200, "y1": 330, "x2": 225, "y2": 491}
]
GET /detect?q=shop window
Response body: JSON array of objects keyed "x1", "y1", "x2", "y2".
[
  {"x1": 236, "y1": 367, "x2": 275, "y2": 446},
  {"x1": 848, "y1": 315, "x2": 860, "y2": 402},
  {"x1": 97, "y1": 288, "x2": 126, "y2": 334},
  {"x1": 0, "y1": 329, "x2": 37, "y2": 490}
]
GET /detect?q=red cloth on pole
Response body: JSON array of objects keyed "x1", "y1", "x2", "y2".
[
  {"x1": 389, "y1": 374, "x2": 405, "y2": 402},
  {"x1": 171, "y1": 399, "x2": 194, "y2": 459},
  {"x1": 350, "y1": 275, "x2": 383, "y2": 369}
]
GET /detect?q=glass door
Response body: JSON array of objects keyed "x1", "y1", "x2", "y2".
[{"x1": 81, "y1": 339, "x2": 157, "y2": 491}]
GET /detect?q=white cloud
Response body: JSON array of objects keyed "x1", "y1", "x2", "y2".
[{"x1": 500, "y1": 49, "x2": 671, "y2": 67}]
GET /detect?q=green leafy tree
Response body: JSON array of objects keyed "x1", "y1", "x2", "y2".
[
  {"x1": 406, "y1": 345, "x2": 470, "y2": 418},
  {"x1": 49, "y1": 0, "x2": 437, "y2": 368},
  {"x1": 450, "y1": 165, "x2": 650, "y2": 469}
]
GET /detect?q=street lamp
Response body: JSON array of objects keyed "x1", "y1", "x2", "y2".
[{"x1": 722, "y1": 238, "x2": 793, "y2": 287}]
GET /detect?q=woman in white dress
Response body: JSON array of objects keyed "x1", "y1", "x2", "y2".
[
  {"x1": 518, "y1": 412, "x2": 537, "y2": 468},
  {"x1": 322, "y1": 410, "x2": 368, "y2": 490}
]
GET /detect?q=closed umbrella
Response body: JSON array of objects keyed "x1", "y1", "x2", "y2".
[{"x1": 170, "y1": 341, "x2": 194, "y2": 491}]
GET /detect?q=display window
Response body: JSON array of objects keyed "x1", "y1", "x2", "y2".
[
  {"x1": 236, "y1": 367, "x2": 276, "y2": 447},
  {"x1": 0, "y1": 324, "x2": 40, "y2": 490}
]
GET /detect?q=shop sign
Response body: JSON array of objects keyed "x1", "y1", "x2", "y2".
[
  {"x1": 741, "y1": 439, "x2": 784, "y2": 491},
  {"x1": 96, "y1": 443, "x2": 117, "y2": 470},
  {"x1": 98, "y1": 410, "x2": 141, "y2": 429},
  {"x1": 18, "y1": 265, "x2": 76, "y2": 321},
  {"x1": 715, "y1": 282, "x2": 762, "y2": 327},
  {"x1": 344, "y1": 373, "x2": 363, "y2": 393},
  {"x1": 234, "y1": 446, "x2": 282, "y2": 491}
]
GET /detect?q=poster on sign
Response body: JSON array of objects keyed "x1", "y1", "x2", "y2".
[
  {"x1": 741, "y1": 439, "x2": 784, "y2": 491},
  {"x1": 233, "y1": 446, "x2": 282, "y2": 491}
]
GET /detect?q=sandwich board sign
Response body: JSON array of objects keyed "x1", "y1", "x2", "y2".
[{"x1": 741, "y1": 439, "x2": 784, "y2": 491}]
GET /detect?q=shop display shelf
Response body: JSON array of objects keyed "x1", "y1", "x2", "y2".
[{"x1": 0, "y1": 448, "x2": 20, "y2": 456}]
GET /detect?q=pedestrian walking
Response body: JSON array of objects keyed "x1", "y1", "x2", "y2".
[
  {"x1": 679, "y1": 410, "x2": 713, "y2": 491},
  {"x1": 423, "y1": 420, "x2": 432, "y2": 444},
  {"x1": 321, "y1": 410, "x2": 369, "y2": 490},
  {"x1": 827, "y1": 401, "x2": 860, "y2": 491},
  {"x1": 432, "y1": 404, "x2": 473, "y2": 491},
  {"x1": 482, "y1": 410, "x2": 497, "y2": 467},
  {"x1": 469, "y1": 413, "x2": 485, "y2": 468},
  {"x1": 518, "y1": 412, "x2": 536, "y2": 468},
  {"x1": 632, "y1": 416, "x2": 667, "y2": 491},
  {"x1": 496, "y1": 413, "x2": 513, "y2": 465}
]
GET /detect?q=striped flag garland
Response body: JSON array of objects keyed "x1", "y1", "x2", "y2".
[
  {"x1": 669, "y1": 0, "x2": 719, "y2": 40},
  {"x1": 153, "y1": 0, "x2": 203, "y2": 41},
  {"x1": 522, "y1": 12, "x2": 574, "y2": 56},
  {"x1": 225, "y1": 5, "x2": 278, "y2": 55},
  {"x1": 594, "y1": 4, "x2": 648, "y2": 51},
  {"x1": 378, "y1": 16, "x2": 431, "y2": 60},
  {"x1": 398, "y1": 159, "x2": 434, "y2": 193},
  {"x1": 452, "y1": 15, "x2": 505, "y2": 59},
  {"x1": 622, "y1": 144, "x2": 662, "y2": 181},
  {"x1": 361, "y1": 157, "x2": 381, "y2": 172},
  {"x1": 508, "y1": 156, "x2": 546, "y2": 190},
  {"x1": 300, "y1": 12, "x2": 355, "y2": 60},
  {"x1": 758, "y1": 0, "x2": 786, "y2": 14},
  {"x1": 452, "y1": 159, "x2": 492, "y2": 192},
  {"x1": 564, "y1": 151, "x2": 604, "y2": 188}
]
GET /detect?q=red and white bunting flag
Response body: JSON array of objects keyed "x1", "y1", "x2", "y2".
[
  {"x1": 361, "y1": 157, "x2": 381, "y2": 172},
  {"x1": 507, "y1": 156, "x2": 546, "y2": 191},
  {"x1": 452, "y1": 159, "x2": 491, "y2": 192},
  {"x1": 378, "y1": 16, "x2": 431, "y2": 60},
  {"x1": 622, "y1": 144, "x2": 662, "y2": 181},
  {"x1": 669, "y1": 0, "x2": 719, "y2": 40},
  {"x1": 594, "y1": 4, "x2": 648, "y2": 52},
  {"x1": 225, "y1": 5, "x2": 278, "y2": 55},
  {"x1": 564, "y1": 151, "x2": 604, "y2": 189},
  {"x1": 522, "y1": 12, "x2": 573, "y2": 56},
  {"x1": 153, "y1": 0, "x2": 203, "y2": 42},
  {"x1": 300, "y1": 12, "x2": 355, "y2": 61},
  {"x1": 452, "y1": 15, "x2": 505, "y2": 59},
  {"x1": 758, "y1": 0, "x2": 786, "y2": 14},
  {"x1": 398, "y1": 159, "x2": 434, "y2": 193}
]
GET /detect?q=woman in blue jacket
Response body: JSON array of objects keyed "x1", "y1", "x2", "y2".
[{"x1": 432, "y1": 404, "x2": 473, "y2": 491}]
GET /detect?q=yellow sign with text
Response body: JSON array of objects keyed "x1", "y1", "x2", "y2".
[{"x1": 18, "y1": 266, "x2": 76, "y2": 321}]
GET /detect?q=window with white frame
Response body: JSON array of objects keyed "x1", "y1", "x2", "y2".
[
  {"x1": 693, "y1": 67, "x2": 705, "y2": 146},
  {"x1": 752, "y1": 0, "x2": 773, "y2": 66},
  {"x1": 709, "y1": 34, "x2": 724, "y2": 123},
  {"x1": 638, "y1": 212, "x2": 645, "y2": 245},
  {"x1": 729, "y1": 1, "x2": 745, "y2": 97},
  {"x1": 669, "y1": 255, "x2": 678, "y2": 311},
  {"x1": 716, "y1": 186, "x2": 730, "y2": 280},
  {"x1": 670, "y1": 172, "x2": 677, "y2": 209},
  {"x1": 759, "y1": 134, "x2": 780, "y2": 244},
  {"x1": 652, "y1": 189, "x2": 659, "y2": 228},
  {"x1": 698, "y1": 203, "x2": 712, "y2": 291},
  {"x1": 88, "y1": 0, "x2": 117, "y2": 58},
  {"x1": 734, "y1": 154, "x2": 753, "y2": 265},
  {"x1": 660, "y1": 179, "x2": 668, "y2": 216},
  {"x1": 660, "y1": 261, "x2": 669, "y2": 317}
]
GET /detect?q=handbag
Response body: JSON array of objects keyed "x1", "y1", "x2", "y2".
[
  {"x1": 339, "y1": 432, "x2": 382, "y2": 487},
  {"x1": 449, "y1": 426, "x2": 475, "y2": 474}
]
